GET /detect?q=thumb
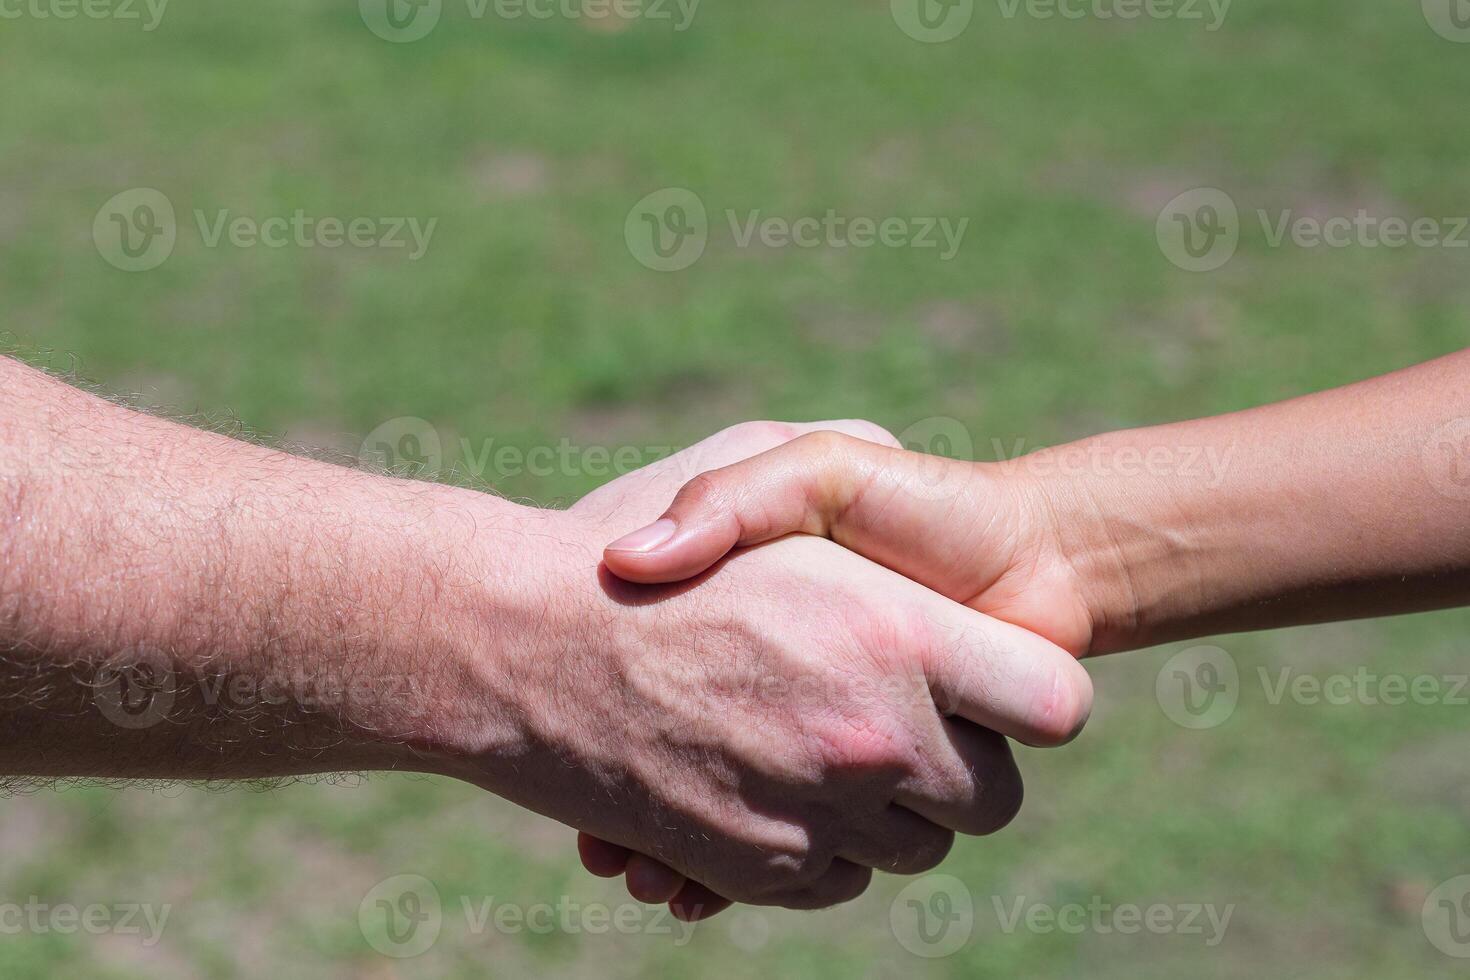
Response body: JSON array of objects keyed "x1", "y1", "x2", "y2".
[{"x1": 603, "y1": 430, "x2": 893, "y2": 584}]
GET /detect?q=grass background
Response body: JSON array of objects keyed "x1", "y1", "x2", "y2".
[{"x1": 2, "y1": 0, "x2": 1469, "y2": 975}]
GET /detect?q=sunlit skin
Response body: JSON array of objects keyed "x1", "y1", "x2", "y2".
[
  {"x1": 0, "y1": 358, "x2": 1091, "y2": 916},
  {"x1": 584, "y1": 349, "x2": 1470, "y2": 917}
]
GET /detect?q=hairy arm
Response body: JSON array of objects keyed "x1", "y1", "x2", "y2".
[
  {"x1": 0, "y1": 360, "x2": 1090, "y2": 913},
  {"x1": 0, "y1": 355, "x2": 537, "y2": 782}
]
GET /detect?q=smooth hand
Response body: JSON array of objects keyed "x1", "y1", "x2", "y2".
[{"x1": 603, "y1": 429, "x2": 1100, "y2": 655}]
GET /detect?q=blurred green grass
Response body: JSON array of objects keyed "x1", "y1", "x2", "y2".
[{"x1": 1, "y1": 0, "x2": 1469, "y2": 976}]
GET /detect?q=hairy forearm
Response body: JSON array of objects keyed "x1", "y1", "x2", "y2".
[
  {"x1": 1037, "y1": 349, "x2": 1470, "y2": 653},
  {"x1": 0, "y1": 357, "x2": 539, "y2": 782}
]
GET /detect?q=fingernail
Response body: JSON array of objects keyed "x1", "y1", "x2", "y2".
[{"x1": 608, "y1": 518, "x2": 678, "y2": 553}]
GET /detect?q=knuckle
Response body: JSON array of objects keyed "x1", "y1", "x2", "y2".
[
  {"x1": 791, "y1": 428, "x2": 852, "y2": 461},
  {"x1": 676, "y1": 471, "x2": 730, "y2": 511},
  {"x1": 805, "y1": 706, "x2": 915, "y2": 778}
]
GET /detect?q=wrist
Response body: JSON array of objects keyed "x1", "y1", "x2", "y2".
[
  {"x1": 374, "y1": 492, "x2": 599, "y2": 790},
  {"x1": 276, "y1": 479, "x2": 555, "y2": 780},
  {"x1": 1007, "y1": 434, "x2": 1200, "y2": 656}
]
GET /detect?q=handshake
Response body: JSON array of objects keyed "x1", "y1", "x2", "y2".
[
  {"x1": 1, "y1": 352, "x2": 1465, "y2": 926},
  {"x1": 498, "y1": 419, "x2": 1102, "y2": 922},
  {"x1": 547, "y1": 417, "x2": 1138, "y2": 920},
  {"x1": 453, "y1": 341, "x2": 1470, "y2": 921}
]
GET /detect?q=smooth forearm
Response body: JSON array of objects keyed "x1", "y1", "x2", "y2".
[
  {"x1": 0, "y1": 357, "x2": 540, "y2": 782},
  {"x1": 1033, "y1": 350, "x2": 1470, "y2": 653}
]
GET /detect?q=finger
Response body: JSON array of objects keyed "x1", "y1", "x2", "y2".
[
  {"x1": 895, "y1": 720, "x2": 1025, "y2": 836},
  {"x1": 577, "y1": 832, "x2": 632, "y2": 878},
  {"x1": 761, "y1": 859, "x2": 873, "y2": 911},
  {"x1": 575, "y1": 419, "x2": 897, "y2": 527},
  {"x1": 624, "y1": 853, "x2": 687, "y2": 904},
  {"x1": 921, "y1": 605, "x2": 1093, "y2": 748},
  {"x1": 838, "y1": 805, "x2": 955, "y2": 875},
  {"x1": 669, "y1": 880, "x2": 735, "y2": 921},
  {"x1": 605, "y1": 430, "x2": 912, "y2": 583}
]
